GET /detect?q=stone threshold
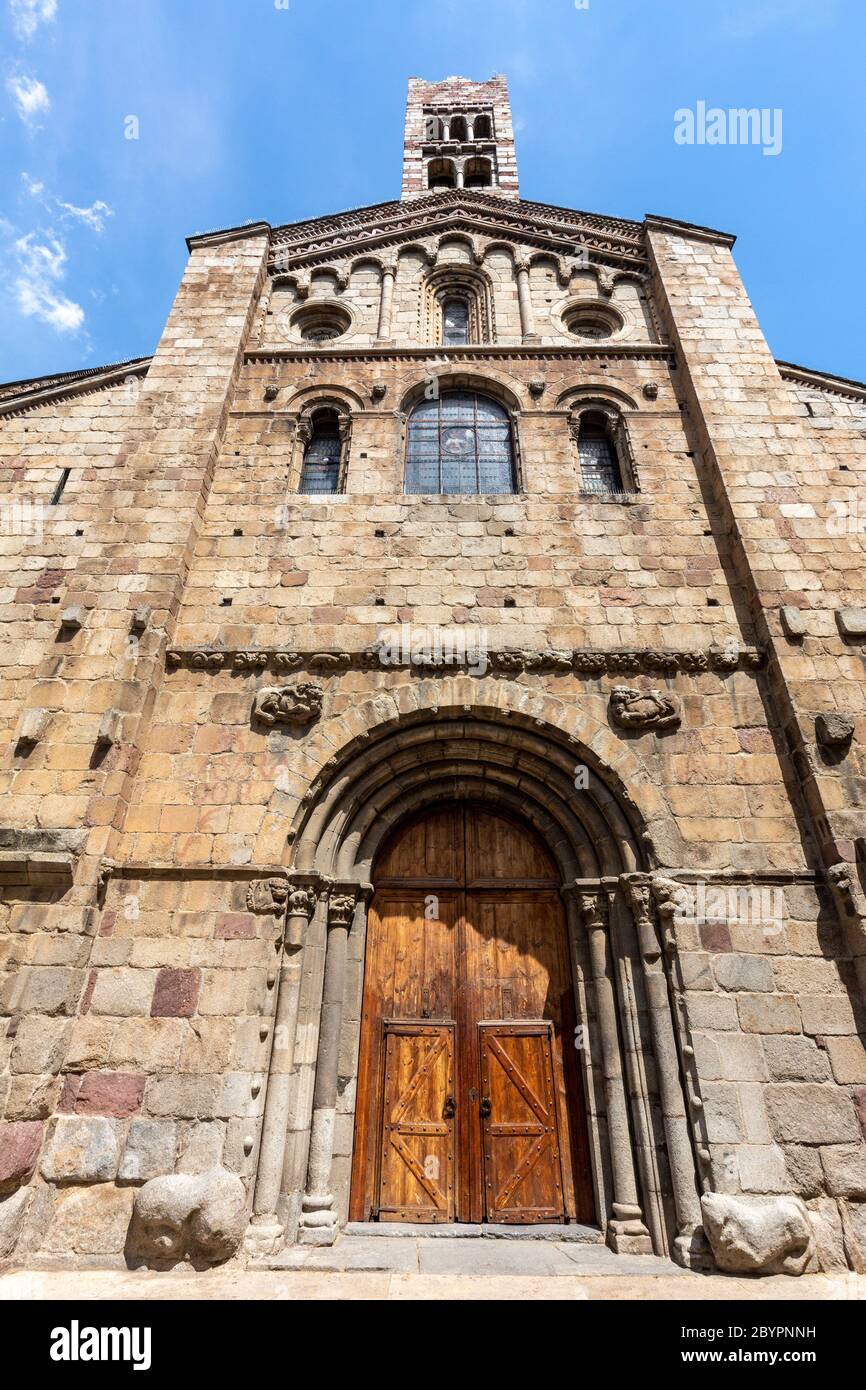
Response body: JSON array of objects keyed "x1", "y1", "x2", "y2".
[{"x1": 344, "y1": 1221, "x2": 604, "y2": 1241}]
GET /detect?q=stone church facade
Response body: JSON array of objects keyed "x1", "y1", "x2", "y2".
[{"x1": 1, "y1": 75, "x2": 865, "y2": 1275}]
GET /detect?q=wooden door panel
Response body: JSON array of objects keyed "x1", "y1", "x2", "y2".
[
  {"x1": 349, "y1": 891, "x2": 459, "y2": 1222},
  {"x1": 480, "y1": 1024, "x2": 565, "y2": 1223},
  {"x1": 351, "y1": 804, "x2": 596, "y2": 1227},
  {"x1": 378, "y1": 1023, "x2": 455, "y2": 1222}
]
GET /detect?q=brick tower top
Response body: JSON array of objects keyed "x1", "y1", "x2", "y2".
[{"x1": 401, "y1": 74, "x2": 520, "y2": 201}]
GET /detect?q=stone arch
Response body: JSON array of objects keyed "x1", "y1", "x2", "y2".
[
  {"x1": 248, "y1": 696, "x2": 705, "y2": 1269},
  {"x1": 397, "y1": 368, "x2": 523, "y2": 416}
]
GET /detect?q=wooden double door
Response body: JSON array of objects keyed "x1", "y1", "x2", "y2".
[{"x1": 350, "y1": 804, "x2": 594, "y2": 1225}]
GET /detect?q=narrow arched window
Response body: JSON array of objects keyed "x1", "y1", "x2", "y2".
[
  {"x1": 474, "y1": 114, "x2": 492, "y2": 140},
  {"x1": 464, "y1": 157, "x2": 492, "y2": 189},
  {"x1": 450, "y1": 115, "x2": 468, "y2": 142},
  {"x1": 442, "y1": 297, "x2": 469, "y2": 346},
  {"x1": 576, "y1": 411, "x2": 624, "y2": 494},
  {"x1": 299, "y1": 408, "x2": 342, "y2": 494},
  {"x1": 405, "y1": 390, "x2": 515, "y2": 496},
  {"x1": 428, "y1": 158, "x2": 456, "y2": 191}
]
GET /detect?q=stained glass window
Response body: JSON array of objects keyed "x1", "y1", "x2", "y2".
[
  {"x1": 299, "y1": 410, "x2": 342, "y2": 494},
  {"x1": 577, "y1": 418, "x2": 623, "y2": 494},
  {"x1": 442, "y1": 298, "x2": 470, "y2": 345},
  {"x1": 405, "y1": 391, "x2": 515, "y2": 496}
]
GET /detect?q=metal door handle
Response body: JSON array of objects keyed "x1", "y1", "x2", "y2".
[
  {"x1": 480, "y1": 1096, "x2": 492, "y2": 1117},
  {"x1": 443, "y1": 1095, "x2": 456, "y2": 1119}
]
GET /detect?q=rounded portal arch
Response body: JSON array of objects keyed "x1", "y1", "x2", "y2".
[{"x1": 251, "y1": 703, "x2": 703, "y2": 1266}]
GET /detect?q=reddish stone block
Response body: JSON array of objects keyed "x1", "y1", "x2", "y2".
[
  {"x1": 700, "y1": 921, "x2": 733, "y2": 952},
  {"x1": 59, "y1": 1074, "x2": 82, "y2": 1112},
  {"x1": 79, "y1": 969, "x2": 98, "y2": 1015},
  {"x1": 74, "y1": 1072, "x2": 145, "y2": 1118},
  {"x1": 99, "y1": 911, "x2": 117, "y2": 938},
  {"x1": 215, "y1": 914, "x2": 255, "y2": 940},
  {"x1": 151, "y1": 968, "x2": 200, "y2": 1018},
  {"x1": 0, "y1": 1120, "x2": 43, "y2": 1193}
]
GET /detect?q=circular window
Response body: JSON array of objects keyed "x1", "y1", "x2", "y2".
[
  {"x1": 291, "y1": 304, "x2": 351, "y2": 343},
  {"x1": 563, "y1": 304, "x2": 623, "y2": 341}
]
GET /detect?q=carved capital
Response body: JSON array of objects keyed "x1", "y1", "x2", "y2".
[
  {"x1": 247, "y1": 877, "x2": 290, "y2": 916},
  {"x1": 576, "y1": 888, "x2": 609, "y2": 933},
  {"x1": 328, "y1": 892, "x2": 357, "y2": 929}
]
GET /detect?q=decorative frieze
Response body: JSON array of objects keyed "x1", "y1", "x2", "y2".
[
  {"x1": 246, "y1": 877, "x2": 291, "y2": 916},
  {"x1": 166, "y1": 643, "x2": 764, "y2": 678}
]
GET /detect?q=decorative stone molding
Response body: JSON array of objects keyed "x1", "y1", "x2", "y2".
[
  {"x1": 252, "y1": 682, "x2": 323, "y2": 728},
  {"x1": 700, "y1": 1193, "x2": 814, "y2": 1276},
  {"x1": 826, "y1": 862, "x2": 866, "y2": 938},
  {"x1": 246, "y1": 877, "x2": 291, "y2": 916},
  {"x1": 166, "y1": 644, "x2": 764, "y2": 679},
  {"x1": 815, "y1": 711, "x2": 855, "y2": 752},
  {"x1": 95, "y1": 708, "x2": 123, "y2": 749},
  {"x1": 609, "y1": 686, "x2": 681, "y2": 733},
  {"x1": 14, "y1": 707, "x2": 49, "y2": 750},
  {"x1": 0, "y1": 828, "x2": 85, "y2": 889},
  {"x1": 780, "y1": 604, "x2": 806, "y2": 640}
]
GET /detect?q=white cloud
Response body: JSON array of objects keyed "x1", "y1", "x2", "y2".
[
  {"x1": 21, "y1": 171, "x2": 113, "y2": 231},
  {"x1": 12, "y1": 230, "x2": 84, "y2": 333},
  {"x1": 58, "y1": 198, "x2": 113, "y2": 233},
  {"x1": 9, "y1": 0, "x2": 58, "y2": 41},
  {"x1": 21, "y1": 170, "x2": 46, "y2": 200},
  {"x1": 6, "y1": 72, "x2": 51, "y2": 125}
]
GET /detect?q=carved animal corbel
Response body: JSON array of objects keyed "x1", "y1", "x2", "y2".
[{"x1": 610, "y1": 686, "x2": 681, "y2": 733}]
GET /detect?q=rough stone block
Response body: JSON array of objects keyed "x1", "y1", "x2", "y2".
[
  {"x1": 69, "y1": 1071, "x2": 146, "y2": 1118},
  {"x1": 10, "y1": 1017, "x2": 70, "y2": 1075},
  {"x1": 821, "y1": 1143, "x2": 866, "y2": 1198},
  {"x1": 836, "y1": 606, "x2": 866, "y2": 639},
  {"x1": 0, "y1": 1188, "x2": 31, "y2": 1258},
  {"x1": 765, "y1": 1084, "x2": 861, "y2": 1144},
  {"x1": 43, "y1": 1184, "x2": 134, "y2": 1255},
  {"x1": 151, "y1": 968, "x2": 200, "y2": 1018},
  {"x1": 40, "y1": 1116, "x2": 120, "y2": 1183},
  {"x1": 779, "y1": 605, "x2": 806, "y2": 639},
  {"x1": 762, "y1": 1035, "x2": 831, "y2": 1082},
  {"x1": 0, "y1": 1120, "x2": 42, "y2": 1194},
  {"x1": 118, "y1": 1120, "x2": 178, "y2": 1182},
  {"x1": 712, "y1": 954, "x2": 774, "y2": 993},
  {"x1": 824, "y1": 1036, "x2": 866, "y2": 1084},
  {"x1": 737, "y1": 993, "x2": 800, "y2": 1034},
  {"x1": 89, "y1": 969, "x2": 156, "y2": 1017}
]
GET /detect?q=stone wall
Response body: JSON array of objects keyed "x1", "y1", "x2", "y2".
[{"x1": 1, "y1": 202, "x2": 864, "y2": 1273}]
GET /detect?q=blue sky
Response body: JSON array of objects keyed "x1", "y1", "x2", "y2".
[{"x1": 1, "y1": 0, "x2": 864, "y2": 385}]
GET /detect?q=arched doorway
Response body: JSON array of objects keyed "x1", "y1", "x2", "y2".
[{"x1": 349, "y1": 802, "x2": 595, "y2": 1225}]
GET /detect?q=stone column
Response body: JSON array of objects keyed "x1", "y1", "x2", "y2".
[
  {"x1": 573, "y1": 886, "x2": 652, "y2": 1253},
  {"x1": 300, "y1": 887, "x2": 365, "y2": 1243},
  {"x1": 454, "y1": 161, "x2": 465, "y2": 189},
  {"x1": 622, "y1": 873, "x2": 711, "y2": 1269},
  {"x1": 514, "y1": 257, "x2": 539, "y2": 342},
  {"x1": 376, "y1": 263, "x2": 396, "y2": 342},
  {"x1": 246, "y1": 880, "x2": 318, "y2": 1253}
]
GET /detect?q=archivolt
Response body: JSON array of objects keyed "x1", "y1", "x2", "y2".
[{"x1": 288, "y1": 704, "x2": 654, "y2": 884}]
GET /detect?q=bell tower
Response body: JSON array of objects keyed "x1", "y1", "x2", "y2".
[{"x1": 401, "y1": 74, "x2": 520, "y2": 201}]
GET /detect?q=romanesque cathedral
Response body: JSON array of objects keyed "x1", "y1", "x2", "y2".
[{"x1": 1, "y1": 76, "x2": 865, "y2": 1278}]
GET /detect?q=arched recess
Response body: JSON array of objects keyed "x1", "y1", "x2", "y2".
[
  {"x1": 288, "y1": 395, "x2": 353, "y2": 494},
  {"x1": 248, "y1": 704, "x2": 706, "y2": 1269},
  {"x1": 419, "y1": 265, "x2": 494, "y2": 344}
]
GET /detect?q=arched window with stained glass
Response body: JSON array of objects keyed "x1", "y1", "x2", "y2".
[
  {"x1": 405, "y1": 390, "x2": 516, "y2": 496},
  {"x1": 299, "y1": 408, "x2": 344, "y2": 494}
]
